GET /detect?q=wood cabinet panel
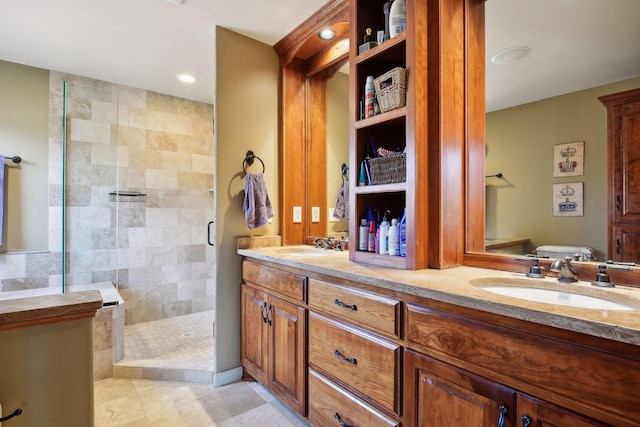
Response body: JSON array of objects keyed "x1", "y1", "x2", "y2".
[
  {"x1": 517, "y1": 393, "x2": 608, "y2": 427},
  {"x1": 308, "y1": 312, "x2": 401, "y2": 414},
  {"x1": 308, "y1": 278, "x2": 401, "y2": 338},
  {"x1": 242, "y1": 260, "x2": 306, "y2": 302},
  {"x1": 269, "y1": 295, "x2": 307, "y2": 415},
  {"x1": 404, "y1": 349, "x2": 515, "y2": 427},
  {"x1": 241, "y1": 285, "x2": 269, "y2": 384},
  {"x1": 406, "y1": 303, "x2": 640, "y2": 426},
  {"x1": 308, "y1": 369, "x2": 399, "y2": 427}
]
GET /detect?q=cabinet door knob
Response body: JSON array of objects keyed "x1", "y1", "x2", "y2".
[
  {"x1": 334, "y1": 412, "x2": 355, "y2": 427},
  {"x1": 521, "y1": 415, "x2": 532, "y2": 427},
  {"x1": 334, "y1": 349, "x2": 357, "y2": 364},
  {"x1": 498, "y1": 405, "x2": 508, "y2": 427},
  {"x1": 334, "y1": 298, "x2": 357, "y2": 311}
]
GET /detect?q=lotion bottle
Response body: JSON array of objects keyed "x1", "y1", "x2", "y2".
[
  {"x1": 389, "y1": 0, "x2": 406, "y2": 38},
  {"x1": 378, "y1": 211, "x2": 390, "y2": 254},
  {"x1": 367, "y1": 220, "x2": 377, "y2": 253},
  {"x1": 359, "y1": 219, "x2": 368, "y2": 251},
  {"x1": 399, "y1": 207, "x2": 407, "y2": 257},
  {"x1": 388, "y1": 218, "x2": 400, "y2": 256}
]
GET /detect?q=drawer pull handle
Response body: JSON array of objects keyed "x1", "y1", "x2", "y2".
[
  {"x1": 521, "y1": 415, "x2": 532, "y2": 427},
  {"x1": 261, "y1": 301, "x2": 268, "y2": 323},
  {"x1": 334, "y1": 349, "x2": 357, "y2": 365},
  {"x1": 498, "y1": 405, "x2": 508, "y2": 427},
  {"x1": 334, "y1": 412, "x2": 354, "y2": 427},
  {"x1": 334, "y1": 298, "x2": 357, "y2": 311}
]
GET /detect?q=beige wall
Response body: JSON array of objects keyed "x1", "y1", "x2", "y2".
[
  {"x1": 215, "y1": 27, "x2": 279, "y2": 375},
  {"x1": 0, "y1": 61, "x2": 50, "y2": 252},
  {"x1": 327, "y1": 71, "x2": 350, "y2": 235},
  {"x1": 486, "y1": 76, "x2": 640, "y2": 258}
]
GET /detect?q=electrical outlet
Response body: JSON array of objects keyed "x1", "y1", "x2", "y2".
[
  {"x1": 293, "y1": 206, "x2": 302, "y2": 223},
  {"x1": 329, "y1": 208, "x2": 339, "y2": 222},
  {"x1": 312, "y1": 206, "x2": 320, "y2": 223}
]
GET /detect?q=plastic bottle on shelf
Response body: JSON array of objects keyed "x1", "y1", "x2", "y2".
[
  {"x1": 388, "y1": 218, "x2": 400, "y2": 256},
  {"x1": 359, "y1": 219, "x2": 368, "y2": 251},
  {"x1": 367, "y1": 220, "x2": 377, "y2": 253},
  {"x1": 389, "y1": 0, "x2": 406, "y2": 38},
  {"x1": 399, "y1": 207, "x2": 407, "y2": 257},
  {"x1": 378, "y1": 211, "x2": 390, "y2": 254},
  {"x1": 364, "y1": 76, "x2": 375, "y2": 118}
]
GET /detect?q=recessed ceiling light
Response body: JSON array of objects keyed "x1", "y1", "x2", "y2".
[
  {"x1": 176, "y1": 73, "x2": 198, "y2": 83},
  {"x1": 318, "y1": 28, "x2": 336, "y2": 41},
  {"x1": 491, "y1": 46, "x2": 531, "y2": 64}
]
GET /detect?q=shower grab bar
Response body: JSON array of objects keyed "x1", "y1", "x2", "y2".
[{"x1": 1, "y1": 155, "x2": 22, "y2": 164}]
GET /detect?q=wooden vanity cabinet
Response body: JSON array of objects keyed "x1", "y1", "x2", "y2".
[
  {"x1": 405, "y1": 301, "x2": 639, "y2": 427},
  {"x1": 240, "y1": 261, "x2": 307, "y2": 416}
]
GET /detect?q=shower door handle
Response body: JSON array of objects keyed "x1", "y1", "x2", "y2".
[{"x1": 207, "y1": 221, "x2": 215, "y2": 246}]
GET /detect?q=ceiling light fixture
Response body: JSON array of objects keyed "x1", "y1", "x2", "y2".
[
  {"x1": 176, "y1": 73, "x2": 198, "y2": 83},
  {"x1": 165, "y1": 0, "x2": 185, "y2": 5},
  {"x1": 491, "y1": 46, "x2": 531, "y2": 64},
  {"x1": 318, "y1": 28, "x2": 336, "y2": 41}
]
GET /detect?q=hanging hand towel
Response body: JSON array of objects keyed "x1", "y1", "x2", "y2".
[
  {"x1": 333, "y1": 180, "x2": 349, "y2": 221},
  {"x1": 0, "y1": 155, "x2": 4, "y2": 245},
  {"x1": 243, "y1": 172, "x2": 274, "y2": 230}
]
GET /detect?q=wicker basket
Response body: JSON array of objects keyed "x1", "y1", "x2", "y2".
[
  {"x1": 374, "y1": 67, "x2": 406, "y2": 113},
  {"x1": 367, "y1": 154, "x2": 406, "y2": 185}
]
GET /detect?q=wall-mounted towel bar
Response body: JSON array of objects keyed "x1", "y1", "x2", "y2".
[
  {"x1": 2, "y1": 155, "x2": 22, "y2": 164},
  {"x1": 486, "y1": 172, "x2": 503, "y2": 179},
  {"x1": 242, "y1": 150, "x2": 265, "y2": 174}
]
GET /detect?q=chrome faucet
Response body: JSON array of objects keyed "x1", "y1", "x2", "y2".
[
  {"x1": 550, "y1": 257, "x2": 578, "y2": 283},
  {"x1": 313, "y1": 237, "x2": 335, "y2": 250}
]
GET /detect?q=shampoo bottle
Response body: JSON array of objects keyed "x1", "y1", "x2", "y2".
[
  {"x1": 378, "y1": 211, "x2": 390, "y2": 254},
  {"x1": 367, "y1": 220, "x2": 377, "y2": 253},
  {"x1": 389, "y1": 0, "x2": 406, "y2": 38},
  {"x1": 388, "y1": 218, "x2": 400, "y2": 256},
  {"x1": 359, "y1": 219, "x2": 368, "y2": 251}
]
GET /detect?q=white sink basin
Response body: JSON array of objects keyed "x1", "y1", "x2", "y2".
[
  {"x1": 277, "y1": 247, "x2": 336, "y2": 257},
  {"x1": 480, "y1": 286, "x2": 635, "y2": 311}
]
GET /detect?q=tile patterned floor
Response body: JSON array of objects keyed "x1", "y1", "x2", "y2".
[{"x1": 94, "y1": 378, "x2": 309, "y2": 426}]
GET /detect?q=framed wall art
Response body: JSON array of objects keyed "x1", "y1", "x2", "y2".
[
  {"x1": 553, "y1": 182, "x2": 583, "y2": 217},
  {"x1": 553, "y1": 141, "x2": 584, "y2": 177}
]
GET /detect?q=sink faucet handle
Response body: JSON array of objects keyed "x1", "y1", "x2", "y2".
[
  {"x1": 514, "y1": 257, "x2": 546, "y2": 279},
  {"x1": 592, "y1": 263, "x2": 634, "y2": 288}
]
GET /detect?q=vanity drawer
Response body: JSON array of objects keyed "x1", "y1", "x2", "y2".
[
  {"x1": 308, "y1": 369, "x2": 399, "y2": 427},
  {"x1": 241, "y1": 260, "x2": 306, "y2": 302},
  {"x1": 308, "y1": 279, "x2": 401, "y2": 339},
  {"x1": 308, "y1": 312, "x2": 401, "y2": 415}
]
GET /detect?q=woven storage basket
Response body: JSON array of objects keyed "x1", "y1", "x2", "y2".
[
  {"x1": 368, "y1": 154, "x2": 406, "y2": 185},
  {"x1": 374, "y1": 67, "x2": 406, "y2": 113}
]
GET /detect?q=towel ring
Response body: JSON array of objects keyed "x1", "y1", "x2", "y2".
[{"x1": 242, "y1": 150, "x2": 265, "y2": 174}]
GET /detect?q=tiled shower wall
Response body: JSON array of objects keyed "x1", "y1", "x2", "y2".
[{"x1": 0, "y1": 72, "x2": 215, "y2": 326}]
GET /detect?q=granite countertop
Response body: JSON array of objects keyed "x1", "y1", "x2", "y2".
[
  {"x1": 238, "y1": 245, "x2": 640, "y2": 346},
  {"x1": 0, "y1": 290, "x2": 104, "y2": 329}
]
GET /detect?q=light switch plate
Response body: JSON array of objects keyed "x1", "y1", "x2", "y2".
[
  {"x1": 293, "y1": 206, "x2": 302, "y2": 223},
  {"x1": 312, "y1": 206, "x2": 320, "y2": 223}
]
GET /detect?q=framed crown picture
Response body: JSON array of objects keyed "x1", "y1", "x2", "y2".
[
  {"x1": 553, "y1": 182, "x2": 583, "y2": 217},
  {"x1": 553, "y1": 141, "x2": 584, "y2": 177}
]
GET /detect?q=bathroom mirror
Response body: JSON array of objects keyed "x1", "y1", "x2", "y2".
[{"x1": 473, "y1": 0, "x2": 640, "y2": 263}]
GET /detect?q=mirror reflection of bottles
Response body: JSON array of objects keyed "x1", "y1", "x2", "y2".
[{"x1": 389, "y1": 0, "x2": 406, "y2": 38}]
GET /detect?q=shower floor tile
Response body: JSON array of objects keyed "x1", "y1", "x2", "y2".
[{"x1": 117, "y1": 310, "x2": 214, "y2": 376}]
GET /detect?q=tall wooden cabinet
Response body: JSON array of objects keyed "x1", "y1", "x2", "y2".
[
  {"x1": 348, "y1": 0, "x2": 485, "y2": 270},
  {"x1": 599, "y1": 88, "x2": 640, "y2": 263}
]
